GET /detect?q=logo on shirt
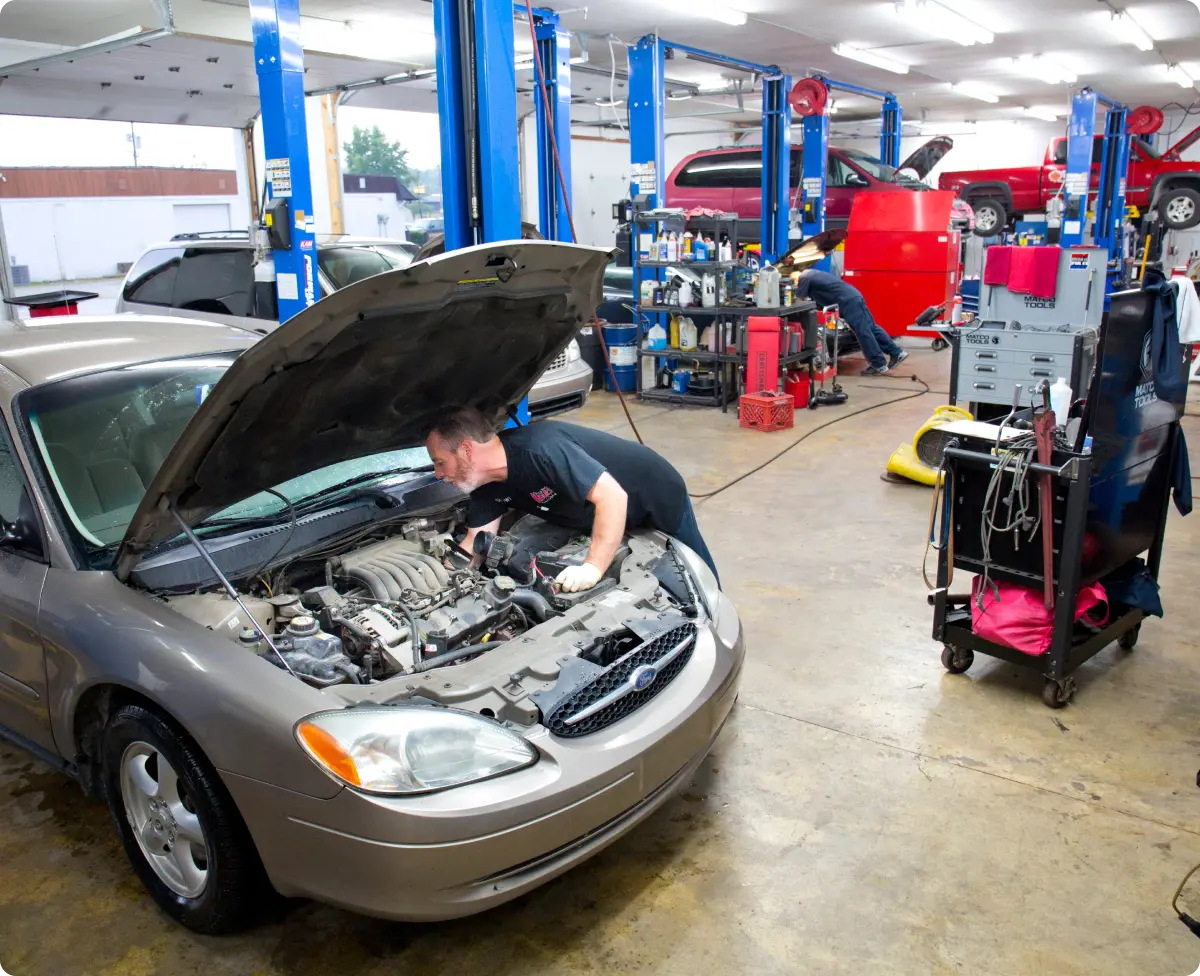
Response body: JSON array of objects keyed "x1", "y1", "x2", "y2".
[{"x1": 530, "y1": 487, "x2": 557, "y2": 505}]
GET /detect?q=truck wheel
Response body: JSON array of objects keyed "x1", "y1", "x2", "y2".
[
  {"x1": 972, "y1": 198, "x2": 1008, "y2": 237},
  {"x1": 1161, "y1": 187, "x2": 1200, "y2": 231}
]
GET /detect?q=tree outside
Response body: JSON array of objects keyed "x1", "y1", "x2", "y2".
[{"x1": 342, "y1": 125, "x2": 417, "y2": 186}]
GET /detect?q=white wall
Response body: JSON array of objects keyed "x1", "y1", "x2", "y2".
[
  {"x1": 1, "y1": 193, "x2": 243, "y2": 281},
  {"x1": 521, "y1": 110, "x2": 740, "y2": 249},
  {"x1": 341, "y1": 192, "x2": 414, "y2": 239}
]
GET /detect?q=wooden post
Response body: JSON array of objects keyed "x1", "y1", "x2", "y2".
[
  {"x1": 322, "y1": 94, "x2": 344, "y2": 235},
  {"x1": 243, "y1": 123, "x2": 259, "y2": 224}
]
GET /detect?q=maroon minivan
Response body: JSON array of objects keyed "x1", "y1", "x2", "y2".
[{"x1": 665, "y1": 137, "x2": 972, "y2": 234}]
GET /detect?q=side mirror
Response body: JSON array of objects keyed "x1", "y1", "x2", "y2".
[
  {"x1": 845, "y1": 172, "x2": 870, "y2": 188},
  {"x1": 0, "y1": 491, "x2": 44, "y2": 558}
]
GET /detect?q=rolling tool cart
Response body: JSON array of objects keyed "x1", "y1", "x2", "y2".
[{"x1": 927, "y1": 285, "x2": 1190, "y2": 707}]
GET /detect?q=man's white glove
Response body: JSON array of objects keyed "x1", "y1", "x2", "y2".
[{"x1": 555, "y1": 562, "x2": 603, "y2": 593}]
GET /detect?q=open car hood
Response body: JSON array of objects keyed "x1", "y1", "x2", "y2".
[
  {"x1": 899, "y1": 136, "x2": 953, "y2": 180},
  {"x1": 115, "y1": 240, "x2": 612, "y2": 579}
]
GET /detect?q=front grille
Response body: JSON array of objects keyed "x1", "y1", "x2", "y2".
[
  {"x1": 545, "y1": 350, "x2": 569, "y2": 373},
  {"x1": 543, "y1": 622, "x2": 697, "y2": 738}
]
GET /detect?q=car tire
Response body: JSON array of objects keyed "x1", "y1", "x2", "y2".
[
  {"x1": 1161, "y1": 187, "x2": 1200, "y2": 231},
  {"x1": 101, "y1": 703, "x2": 268, "y2": 934},
  {"x1": 971, "y1": 198, "x2": 1008, "y2": 237}
]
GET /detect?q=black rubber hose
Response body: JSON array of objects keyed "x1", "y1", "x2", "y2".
[
  {"x1": 410, "y1": 641, "x2": 495, "y2": 673},
  {"x1": 511, "y1": 587, "x2": 558, "y2": 622}
]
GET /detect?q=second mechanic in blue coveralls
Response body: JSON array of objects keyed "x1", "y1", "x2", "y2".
[{"x1": 794, "y1": 268, "x2": 909, "y2": 376}]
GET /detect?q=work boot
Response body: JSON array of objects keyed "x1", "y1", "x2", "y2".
[
  {"x1": 888, "y1": 349, "x2": 909, "y2": 369},
  {"x1": 862, "y1": 363, "x2": 889, "y2": 376}
]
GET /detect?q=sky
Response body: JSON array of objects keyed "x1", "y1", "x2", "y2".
[{"x1": 0, "y1": 107, "x2": 441, "y2": 170}]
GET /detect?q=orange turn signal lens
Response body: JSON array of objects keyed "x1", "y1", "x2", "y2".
[{"x1": 297, "y1": 721, "x2": 361, "y2": 787}]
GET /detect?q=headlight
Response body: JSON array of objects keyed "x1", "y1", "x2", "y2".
[
  {"x1": 567, "y1": 338, "x2": 581, "y2": 362},
  {"x1": 672, "y1": 540, "x2": 720, "y2": 618},
  {"x1": 295, "y1": 707, "x2": 537, "y2": 795}
]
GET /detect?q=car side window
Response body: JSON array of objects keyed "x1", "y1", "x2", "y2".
[
  {"x1": 827, "y1": 154, "x2": 853, "y2": 188},
  {"x1": 789, "y1": 147, "x2": 804, "y2": 186},
  {"x1": 317, "y1": 247, "x2": 394, "y2": 291},
  {"x1": 675, "y1": 152, "x2": 761, "y2": 189},
  {"x1": 122, "y1": 248, "x2": 184, "y2": 306},
  {"x1": 171, "y1": 248, "x2": 255, "y2": 317},
  {"x1": 1052, "y1": 139, "x2": 1068, "y2": 165}
]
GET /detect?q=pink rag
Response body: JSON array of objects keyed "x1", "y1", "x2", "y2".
[
  {"x1": 983, "y1": 245, "x2": 1012, "y2": 286},
  {"x1": 1008, "y1": 246, "x2": 1060, "y2": 299}
]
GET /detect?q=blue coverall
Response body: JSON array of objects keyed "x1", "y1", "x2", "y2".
[{"x1": 795, "y1": 269, "x2": 903, "y2": 371}]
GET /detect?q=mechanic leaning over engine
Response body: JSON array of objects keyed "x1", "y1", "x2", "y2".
[{"x1": 425, "y1": 407, "x2": 718, "y2": 592}]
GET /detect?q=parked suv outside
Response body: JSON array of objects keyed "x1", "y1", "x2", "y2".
[
  {"x1": 666, "y1": 138, "x2": 973, "y2": 234},
  {"x1": 116, "y1": 233, "x2": 593, "y2": 417}
]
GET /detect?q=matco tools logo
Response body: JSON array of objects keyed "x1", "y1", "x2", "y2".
[{"x1": 1134, "y1": 331, "x2": 1158, "y2": 409}]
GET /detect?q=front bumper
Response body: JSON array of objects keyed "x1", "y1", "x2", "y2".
[
  {"x1": 224, "y1": 597, "x2": 743, "y2": 921},
  {"x1": 529, "y1": 358, "x2": 593, "y2": 416}
]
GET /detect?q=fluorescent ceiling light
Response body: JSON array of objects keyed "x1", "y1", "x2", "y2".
[
  {"x1": 1014, "y1": 54, "x2": 1077, "y2": 85},
  {"x1": 659, "y1": 0, "x2": 747, "y2": 26},
  {"x1": 832, "y1": 43, "x2": 909, "y2": 75},
  {"x1": 951, "y1": 82, "x2": 999, "y2": 103},
  {"x1": 1167, "y1": 64, "x2": 1197, "y2": 89},
  {"x1": 1108, "y1": 10, "x2": 1154, "y2": 52},
  {"x1": 893, "y1": 0, "x2": 994, "y2": 46},
  {"x1": 918, "y1": 122, "x2": 977, "y2": 135},
  {"x1": 1023, "y1": 106, "x2": 1061, "y2": 121}
]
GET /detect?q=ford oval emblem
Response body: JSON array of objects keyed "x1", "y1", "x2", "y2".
[{"x1": 630, "y1": 665, "x2": 658, "y2": 692}]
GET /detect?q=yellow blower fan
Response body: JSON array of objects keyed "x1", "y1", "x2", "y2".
[{"x1": 884, "y1": 405, "x2": 973, "y2": 486}]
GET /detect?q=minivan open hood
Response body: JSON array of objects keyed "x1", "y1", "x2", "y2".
[
  {"x1": 899, "y1": 136, "x2": 953, "y2": 180},
  {"x1": 115, "y1": 240, "x2": 613, "y2": 578}
]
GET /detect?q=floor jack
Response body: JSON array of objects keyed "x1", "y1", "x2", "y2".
[{"x1": 809, "y1": 305, "x2": 848, "y2": 409}]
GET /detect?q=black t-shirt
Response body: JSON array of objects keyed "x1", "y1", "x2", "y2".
[{"x1": 466, "y1": 422, "x2": 689, "y2": 534}]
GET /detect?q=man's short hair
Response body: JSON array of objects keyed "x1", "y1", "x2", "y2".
[{"x1": 429, "y1": 407, "x2": 499, "y2": 450}]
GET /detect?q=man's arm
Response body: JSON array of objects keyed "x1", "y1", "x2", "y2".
[
  {"x1": 556, "y1": 472, "x2": 627, "y2": 592},
  {"x1": 584, "y1": 472, "x2": 627, "y2": 574}
]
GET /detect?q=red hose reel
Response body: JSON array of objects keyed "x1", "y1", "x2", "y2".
[{"x1": 789, "y1": 77, "x2": 829, "y2": 117}]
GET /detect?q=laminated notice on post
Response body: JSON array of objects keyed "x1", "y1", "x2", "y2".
[
  {"x1": 802, "y1": 177, "x2": 823, "y2": 196},
  {"x1": 276, "y1": 273, "x2": 299, "y2": 301},
  {"x1": 266, "y1": 157, "x2": 292, "y2": 197},
  {"x1": 632, "y1": 162, "x2": 656, "y2": 194}
]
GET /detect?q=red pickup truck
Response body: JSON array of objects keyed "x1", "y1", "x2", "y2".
[{"x1": 938, "y1": 126, "x2": 1200, "y2": 236}]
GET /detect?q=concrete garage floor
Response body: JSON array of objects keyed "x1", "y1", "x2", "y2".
[{"x1": 3, "y1": 345, "x2": 1200, "y2": 974}]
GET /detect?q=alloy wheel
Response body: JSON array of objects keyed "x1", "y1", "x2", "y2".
[
  {"x1": 1166, "y1": 195, "x2": 1196, "y2": 225},
  {"x1": 975, "y1": 207, "x2": 998, "y2": 233},
  {"x1": 119, "y1": 741, "x2": 209, "y2": 898}
]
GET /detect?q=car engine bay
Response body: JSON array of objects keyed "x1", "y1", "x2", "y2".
[{"x1": 160, "y1": 513, "x2": 709, "y2": 733}]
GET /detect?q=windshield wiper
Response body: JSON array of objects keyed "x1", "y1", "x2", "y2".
[{"x1": 293, "y1": 464, "x2": 435, "y2": 509}]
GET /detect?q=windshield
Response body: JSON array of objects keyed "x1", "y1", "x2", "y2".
[
  {"x1": 317, "y1": 244, "x2": 414, "y2": 291},
  {"x1": 838, "y1": 148, "x2": 924, "y2": 186},
  {"x1": 20, "y1": 356, "x2": 431, "y2": 560}
]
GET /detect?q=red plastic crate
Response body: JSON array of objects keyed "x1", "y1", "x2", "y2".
[{"x1": 739, "y1": 391, "x2": 794, "y2": 432}]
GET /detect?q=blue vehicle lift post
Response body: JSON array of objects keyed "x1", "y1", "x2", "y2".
[
  {"x1": 249, "y1": 0, "x2": 318, "y2": 323},
  {"x1": 434, "y1": 0, "x2": 527, "y2": 422},
  {"x1": 799, "y1": 76, "x2": 902, "y2": 242},
  {"x1": 1061, "y1": 87, "x2": 1130, "y2": 291},
  {"x1": 525, "y1": 5, "x2": 573, "y2": 242},
  {"x1": 434, "y1": 0, "x2": 522, "y2": 250}
]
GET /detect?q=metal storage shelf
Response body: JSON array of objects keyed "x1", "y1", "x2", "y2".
[
  {"x1": 637, "y1": 260, "x2": 739, "y2": 270},
  {"x1": 634, "y1": 302, "x2": 813, "y2": 317}
]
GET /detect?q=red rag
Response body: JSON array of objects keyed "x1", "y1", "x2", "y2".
[
  {"x1": 1009, "y1": 246, "x2": 1060, "y2": 299},
  {"x1": 983, "y1": 245, "x2": 1012, "y2": 286}
]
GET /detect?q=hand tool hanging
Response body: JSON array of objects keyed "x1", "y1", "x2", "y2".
[{"x1": 1032, "y1": 380, "x2": 1057, "y2": 610}]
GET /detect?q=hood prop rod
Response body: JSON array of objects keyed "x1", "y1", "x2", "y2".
[{"x1": 168, "y1": 504, "x2": 296, "y2": 677}]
